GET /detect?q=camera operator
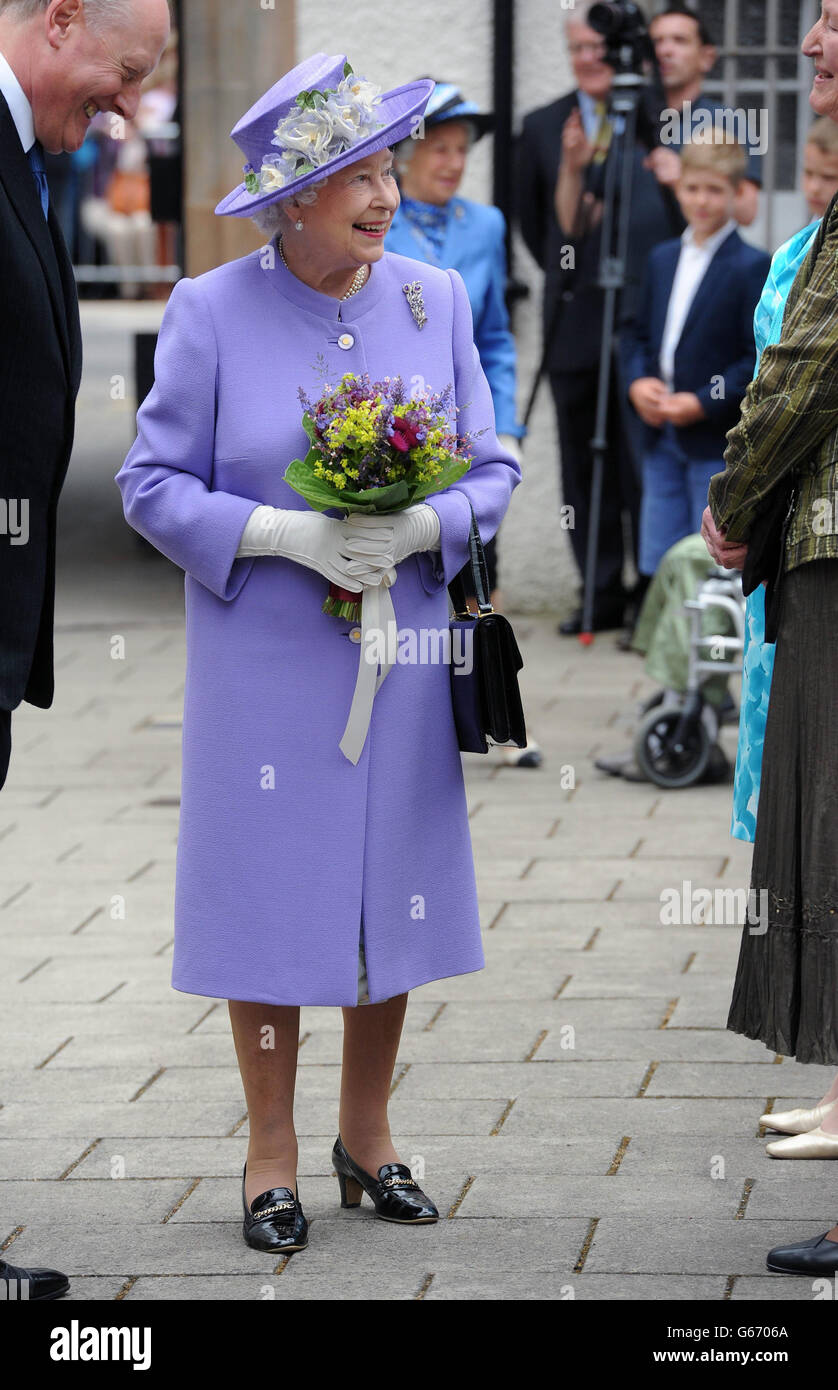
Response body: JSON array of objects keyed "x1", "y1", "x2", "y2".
[
  {"x1": 517, "y1": 6, "x2": 685, "y2": 638},
  {"x1": 649, "y1": 3, "x2": 763, "y2": 226}
]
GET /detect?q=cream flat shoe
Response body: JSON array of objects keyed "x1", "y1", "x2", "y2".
[
  {"x1": 760, "y1": 1098, "x2": 838, "y2": 1135},
  {"x1": 766, "y1": 1125, "x2": 838, "y2": 1158}
]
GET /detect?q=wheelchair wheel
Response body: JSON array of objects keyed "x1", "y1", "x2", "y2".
[{"x1": 634, "y1": 706, "x2": 712, "y2": 789}]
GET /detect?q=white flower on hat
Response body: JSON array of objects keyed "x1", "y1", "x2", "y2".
[
  {"x1": 324, "y1": 85, "x2": 382, "y2": 144},
  {"x1": 275, "y1": 109, "x2": 336, "y2": 163},
  {"x1": 259, "y1": 153, "x2": 298, "y2": 191},
  {"x1": 334, "y1": 74, "x2": 382, "y2": 120}
]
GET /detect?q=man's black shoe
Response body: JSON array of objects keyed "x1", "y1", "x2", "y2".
[
  {"x1": 0, "y1": 1257, "x2": 70, "y2": 1301},
  {"x1": 558, "y1": 603, "x2": 625, "y2": 636}
]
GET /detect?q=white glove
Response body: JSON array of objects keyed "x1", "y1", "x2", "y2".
[
  {"x1": 237, "y1": 506, "x2": 396, "y2": 590},
  {"x1": 345, "y1": 503, "x2": 441, "y2": 565}
]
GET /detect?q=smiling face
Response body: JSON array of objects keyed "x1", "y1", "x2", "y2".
[
  {"x1": 804, "y1": 2, "x2": 838, "y2": 121},
  {"x1": 397, "y1": 121, "x2": 471, "y2": 206},
  {"x1": 30, "y1": 0, "x2": 171, "y2": 154},
  {"x1": 288, "y1": 148, "x2": 400, "y2": 276}
]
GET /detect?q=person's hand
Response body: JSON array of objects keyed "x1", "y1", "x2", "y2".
[
  {"x1": 660, "y1": 392, "x2": 706, "y2": 427},
  {"x1": 560, "y1": 108, "x2": 595, "y2": 176},
  {"x1": 629, "y1": 377, "x2": 669, "y2": 428},
  {"x1": 644, "y1": 146, "x2": 682, "y2": 187},
  {"x1": 346, "y1": 503, "x2": 441, "y2": 564},
  {"x1": 237, "y1": 506, "x2": 396, "y2": 590},
  {"x1": 701, "y1": 505, "x2": 748, "y2": 570}
]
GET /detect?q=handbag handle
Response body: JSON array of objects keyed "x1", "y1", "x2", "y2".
[{"x1": 447, "y1": 500, "x2": 493, "y2": 618}]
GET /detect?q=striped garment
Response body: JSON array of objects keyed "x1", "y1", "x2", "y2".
[{"x1": 708, "y1": 189, "x2": 838, "y2": 572}]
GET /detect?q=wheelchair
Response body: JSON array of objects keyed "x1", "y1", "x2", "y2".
[{"x1": 633, "y1": 566, "x2": 746, "y2": 789}]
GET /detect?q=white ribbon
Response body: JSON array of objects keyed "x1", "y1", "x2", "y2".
[{"x1": 339, "y1": 579, "x2": 397, "y2": 764}]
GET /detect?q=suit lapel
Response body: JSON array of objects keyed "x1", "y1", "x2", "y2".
[
  {"x1": 47, "y1": 202, "x2": 82, "y2": 396},
  {"x1": 0, "y1": 93, "x2": 71, "y2": 387},
  {"x1": 676, "y1": 230, "x2": 738, "y2": 352},
  {"x1": 656, "y1": 242, "x2": 682, "y2": 343}
]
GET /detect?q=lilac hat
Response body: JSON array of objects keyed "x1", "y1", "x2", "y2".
[{"x1": 216, "y1": 53, "x2": 434, "y2": 217}]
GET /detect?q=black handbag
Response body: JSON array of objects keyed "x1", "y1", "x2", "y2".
[
  {"x1": 740, "y1": 475, "x2": 798, "y2": 644},
  {"x1": 447, "y1": 504, "x2": 527, "y2": 753}
]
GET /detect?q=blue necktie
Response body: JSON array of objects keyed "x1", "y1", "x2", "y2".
[{"x1": 27, "y1": 140, "x2": 49, "y2": 220}]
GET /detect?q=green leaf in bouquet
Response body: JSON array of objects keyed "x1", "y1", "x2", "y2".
[
  {"x1": 301, "y1": 412, "x2": 320, "y2": 446},
  {"x1": 337, "y1": 479, "x2": 411, "y2": 512},
  {"x1": 284, "y1": 456, "x2": 344, "y2": 511}
]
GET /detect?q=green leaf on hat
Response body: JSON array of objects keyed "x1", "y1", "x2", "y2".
[{"x1": 343, "y1": 61, "x2": 353, "y2": 78}]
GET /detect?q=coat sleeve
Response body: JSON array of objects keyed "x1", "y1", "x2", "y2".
[
  {"x1": 515, "y1": 113, "x2": 549, "y2": 270},
  {"x1": 473, "y1": 207, "x2": 524, "y2": 439},
  {"x1": 619, "y1": 250, "x2": 658, "y2": 395},
  {"x1": 115, "y1": 276, "x2": 262, "y2": 600},
  {"x1": 693, "y1": 253, "x2": 769, "y2": 423},
  {"x1": 416, "y1": 268, "x2": 523, "y2": 595}
]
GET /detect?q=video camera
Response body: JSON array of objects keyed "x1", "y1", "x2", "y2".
[{"x1": 588, "y1": 1, "x2": 654, "y2": 77}]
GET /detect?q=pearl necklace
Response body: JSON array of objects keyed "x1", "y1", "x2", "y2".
[{"x1": 278, "y1": 238, "x2": 368, "y2": 299}]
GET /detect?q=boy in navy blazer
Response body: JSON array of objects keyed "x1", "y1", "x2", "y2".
[{"x1": 621, "y1": 132, "x2": 770, "y2": 576}]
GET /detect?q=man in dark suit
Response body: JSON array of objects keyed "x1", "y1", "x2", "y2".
[
  {"x1": 517, "y1": 8, "x2": 686, "y2": 636},
  {"x1": 0, "y1": 0, "x2": 169, "y2": 1301}
]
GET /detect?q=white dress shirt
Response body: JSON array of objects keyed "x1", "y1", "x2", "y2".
[
  {"x1": 659, "y1": 219, "x2": 738, "y2": 390},
  {"x1": 0, "y1": 49, "x2": 35, "y2": 153}
]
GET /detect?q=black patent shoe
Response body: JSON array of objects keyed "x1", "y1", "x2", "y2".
[
  {"x1": 767, "y1": 1231, "x2": 838, "y2": 1275},
  {"x1": 241, "y1": 1164, "x2": 308, "y2": 1252},
  {"x1": 0, "y1": 1257, "x2": 69, "y2": 1301},
  {"x1": 332, "y1": 1135, "x2": 439, "y2": 1223}
]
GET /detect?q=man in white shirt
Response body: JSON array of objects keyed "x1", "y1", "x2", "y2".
[{"x1": 0, "y1": 0, "x2": 169, "y2": 1302}]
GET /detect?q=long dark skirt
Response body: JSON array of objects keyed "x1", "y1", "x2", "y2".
[{"x1": 728, "y1": 559, "x2": 838, "y2": 1065}]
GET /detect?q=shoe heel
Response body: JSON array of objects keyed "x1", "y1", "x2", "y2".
[{"x1": 336, "y1": 1170, "x2": 363, "y2": 1208}]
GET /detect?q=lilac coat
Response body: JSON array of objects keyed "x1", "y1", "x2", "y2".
[{"x1": 116, "y1": 246, "x2": 521, "y2": 1006}]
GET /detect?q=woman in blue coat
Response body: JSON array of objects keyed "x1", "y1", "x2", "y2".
[{"x1": 389, "y1": 82, "x2": 540, "y2": 766}]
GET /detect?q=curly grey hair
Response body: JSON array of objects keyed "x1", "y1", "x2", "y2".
[
  {"x1": 250, "y1": 178, "x2": 328, "y2": 240},
  {"x1": 0, "y1": 0, "x2": 140, "y2": 30}
]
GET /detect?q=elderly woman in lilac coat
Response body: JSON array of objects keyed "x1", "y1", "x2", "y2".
[{"x1": 116, "y1": 54, "x2": 521, "y2": 1253}]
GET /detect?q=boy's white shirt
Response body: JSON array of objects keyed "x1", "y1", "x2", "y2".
[{"x1": 659, "y1": 217, "x2": 739, "y2": 391}]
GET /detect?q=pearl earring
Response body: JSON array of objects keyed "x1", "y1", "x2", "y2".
[{"x1": 295, "y1": 220, "x2": 304, "y2": 231}]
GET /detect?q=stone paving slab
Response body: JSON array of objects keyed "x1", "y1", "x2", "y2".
[
  {"x1": 583, "y1": 1219, "x2": 831, "y2": 1276},
  {"x1": 392, "y1": 1061, "x2": 649, "y2": 1099},
  {"x1": 458, "y1": 1173, "x2": 743, "y2": 1219},
  {"x1": 616, "y1": 1136, "x2": 833, "y2": 1176},
  {"x1": 65, "y1": 1135, "x2": 613, "y2": 1180},
  {"x1": 645, "y1": 1062, "x2": 837, "y2": 1098},
  {"x1": 0, "y1": 1178, "x2": 189, "y2": 1223},
  {"x1": 501, "y1": 1097, "x2": 772, "y2": 1136},
  {"x1": 5, "y1": 1216, "x2": 590, "y2": 1277},
  {"x1": 731, "y1": 1276, "x2": 833, "y2": 1301}
]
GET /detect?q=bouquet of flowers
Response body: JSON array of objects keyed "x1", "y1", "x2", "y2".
[{"x1": 284, "y1": 371, "x2": 474, "y2": 620}]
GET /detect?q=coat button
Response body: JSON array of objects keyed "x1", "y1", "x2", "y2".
[
  {"x1": 337, "y1": 332, "x2": 355, "y2": 350},
  {"x1": 348, "y1": 627, "x2": 362, "y2": 643}
]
